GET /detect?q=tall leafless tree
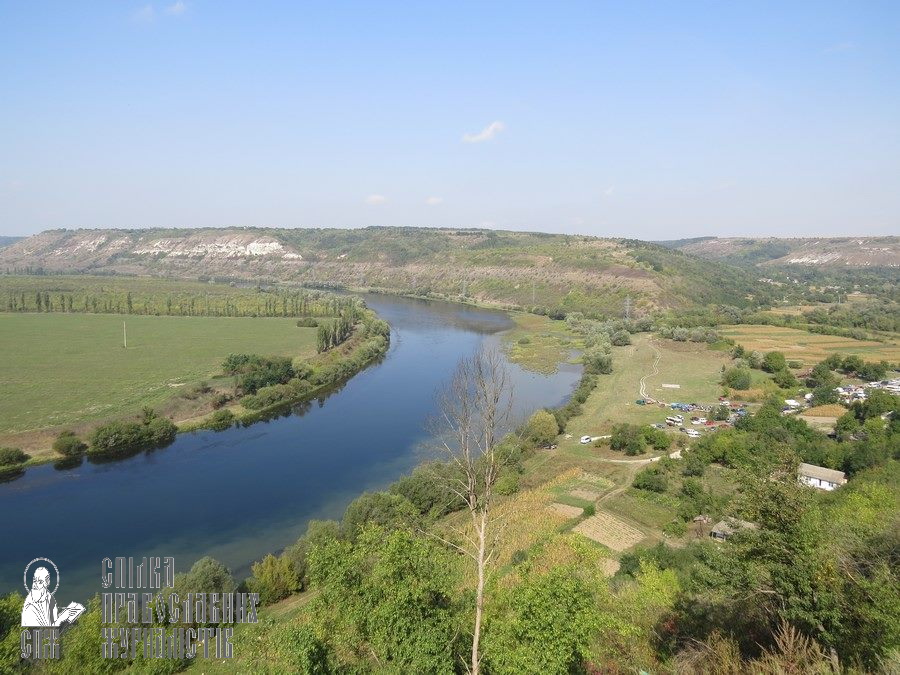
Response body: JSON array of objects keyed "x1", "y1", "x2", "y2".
[{"x1": 433, "y1": 347, "x2": 513, "y2": 675}]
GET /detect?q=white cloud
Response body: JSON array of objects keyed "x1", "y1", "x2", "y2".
[
  {"x1": 365, "y1": 194, "x2": 387, "y2": 205},
  {"x1": 462, "y1": 121, "x2": 505, "y2": 144},
  {"x1": 133, "y1": 4, "x2": 155, "y2": 22},
  {"x1": 425, "y1": 196, "x2": 443, "y2": 206},
  {"x1": 165, "y1": 1, "x2": 187, "y2": 15}
]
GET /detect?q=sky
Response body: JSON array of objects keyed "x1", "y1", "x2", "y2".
[{"x1": 1, "y1": 1, "x2": 899, "y2": 238}]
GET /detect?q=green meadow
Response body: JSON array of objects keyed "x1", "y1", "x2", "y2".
[{"x1": 0, "y1": 312, "x2": 317, "y2": 434}]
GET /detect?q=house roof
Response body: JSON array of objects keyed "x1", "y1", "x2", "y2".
[{"x1": 798, "y1": 463, "x2": 846, "y2": 484}]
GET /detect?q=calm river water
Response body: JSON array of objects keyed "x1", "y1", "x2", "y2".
[{"x1": 0, "y1": 294, "x2": 580, "y2": 600}]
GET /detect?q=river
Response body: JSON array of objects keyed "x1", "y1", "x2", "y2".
[{"x1": 0, "y1": 294, "x2": 581, "y2": 600}]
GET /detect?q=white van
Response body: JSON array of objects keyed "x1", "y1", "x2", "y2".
[{"x1": 579, "y1": 435, "x2": 592, "y2": 444}]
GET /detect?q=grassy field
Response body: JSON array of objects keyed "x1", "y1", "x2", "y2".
[
  {"x1": 719, "y1": 324, "x2": 900, "y2": 365},
  {"x1": 503, "y1": 313, "x2": 579, "y2": 374},
  {"x1": 560, "y1": 334, "x2": 730, "y2": 447},
  {"x1": 0, "y1": 313, "x2": 317, "y2": 435}
]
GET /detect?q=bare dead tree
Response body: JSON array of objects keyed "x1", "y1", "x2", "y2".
[{"x1": 433, "y1": 347, "x2": 513, "y2": 675}]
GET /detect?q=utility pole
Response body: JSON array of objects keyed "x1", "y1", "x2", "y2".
[
  {"x1": 123, "y1": 321, "x2": 127, "y2": 349},
  {"x1": 532, "y1": 279, "x2": 536, "y2": 305},
  {"x1": 624, "y1": 296, "x2": 632, "y2": 320}
]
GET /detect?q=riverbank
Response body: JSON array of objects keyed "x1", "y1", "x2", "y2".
[
  {"x1": 0, "y1": 293, "x2": 583, "y2": 604},
  {"x1": 0, "y1": 307, "x2": 390, "y2": 470}
]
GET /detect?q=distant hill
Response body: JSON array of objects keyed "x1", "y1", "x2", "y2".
[
  {"x1": 0, "y1": 227, "x2": 771, "y2": 317},
  {"x1": 0, "y1": 236, "x2": 23, "y2": 250},
  {"x1": 659, "y1": 236, "x2": 899, "y2": 268}
]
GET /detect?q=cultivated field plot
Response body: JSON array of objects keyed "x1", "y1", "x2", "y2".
[
  {"x1": 719, "y1": 325, "x2": 900, "y2": 366},
  {"x1": 604, "y1": 489, "x2": 679, "y2": 530},
  {"x1": 573, "y1": 510, "x2": 645, "y2": 551},
  {"x1": 0, "y1": 313, "x2": 317, "y2": 433},
  {"x1": 549, "y1": 471, "x2": 615, "y2": 507},
  {"x1": 549, "y1": 503, "x2": 584, "y2": 519}
]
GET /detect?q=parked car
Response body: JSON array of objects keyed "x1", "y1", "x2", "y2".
[
  {"x1": 686, "y1": 429, "x2": 701, "y2": 438},
  {"x1": 580, "y1": 435, "x2": 592, "y2": 444}
]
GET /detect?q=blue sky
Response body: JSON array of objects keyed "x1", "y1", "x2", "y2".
[{"x1": 1, "y1": 1, "x2": 898, "y2": 238}]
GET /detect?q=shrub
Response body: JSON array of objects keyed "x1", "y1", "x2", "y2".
[
  {"x1": 812, "y1": 384, "x2": 840, "y2": 406},
  {"x1": 240, "y1": 356, "x2": 294, "y2": 394},
  {"x1": 517, "y1": 336, "x2": 531, "y2": 345},
  {"x1": 211, "y1": 392, "x2": 232, "y2": 409},
  {"x1": 495, "y1": 473, "x2": 520, "y2": 496},
  {"x1": 723, "y1": 367, "x2": 752, "y2": 390},
  {"x1": 296, "y1": 317, "x2": 319, "y2": 327},
  {"x1": 0, "y1": 447, "x2": 29, "y2": 466},
  {"x1": 248, "y1": 554, "x2": 300, "y2": 605},
  {"x1": 857, "y1": 360, "x2": 889, "y2": 382},
  {"x1": 88, "y1": 415, "x2": 177, "y2": 456},
  {"x1": 663, "y1": 520, "x2": 687, "y2": 536},
  {"x1": 610, "y1": 424, "x2": 646, "y2": 455},
  {"x1": 762, "y1": 351, "x2": 787, "y2": 373},
  {"x1": 146, "y1": 417, "x2": 177, "y2": 445},
  {"x1": 772, "y1": 368, "x2": 797, "y2": 388},
  {"x1": 525, "y1": 410, "x2": 559, "y2": 447},
  {"x1": 643, "y1": 426, "x2": 671, "y2": 451},
  {"x1": 682, "y1": 453, "x2": 707, "y2": 476},
  {"x1": 583, "y1": 348, "x2": 612, "y2": 374},
  {"x1": 53, "y1": 431, "x2": 86, "y2": 457},
  {"x1": 389, "y1": 465, "x2": 465, "y2": 518},
  {"x1": 341, "y1": 492, "x2": 420, "y2": 540},
  {"x1": 788, "y1": 360, "x2": 802, "y2": 369},
  {"x1": 207, "y1": 409, "x2": 235, "y2": 431},
  {"x1": 711, "y1": 405, "x2": 730, "y2": 421},
  {"x1": 633, "y1": 467, "x2": 667, "y2": 492},
  {"x1": 611, "y1": 329, "x2": 632, "y2": 346}
]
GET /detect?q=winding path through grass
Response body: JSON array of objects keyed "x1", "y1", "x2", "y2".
[{"x1": 638, "y1": 339, "x2": 662, "y2": 399}]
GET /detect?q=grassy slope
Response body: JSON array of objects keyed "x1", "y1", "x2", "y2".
[{"x1": 0, "y1": 313, "x2": 317, "y2": 435}]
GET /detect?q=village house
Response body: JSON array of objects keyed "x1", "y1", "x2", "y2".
[{"x1": 798, "y1": 462, "x2": 847, "y2": 491}]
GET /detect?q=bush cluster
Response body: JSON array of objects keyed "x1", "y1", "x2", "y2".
[{"x1": 88, "y1": 413, "x2": 177, "y2": 457}]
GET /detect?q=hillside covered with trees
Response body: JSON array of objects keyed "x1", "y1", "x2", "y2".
[{"x1": 0, "y1": 227, "x2": 775, "y2": 318}]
